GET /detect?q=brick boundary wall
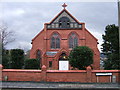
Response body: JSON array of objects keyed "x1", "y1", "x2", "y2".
[{"x1": 0, "y1": 64, "x2": 120, "y2": 83}]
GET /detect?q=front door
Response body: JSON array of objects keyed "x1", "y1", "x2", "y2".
[{"x1": 59, "y1": 61, "x2": 69, "y2": 70}]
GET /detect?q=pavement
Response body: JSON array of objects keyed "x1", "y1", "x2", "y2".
[{"x1": 1, "y1": 81, "x2": 120, "y2": 90}]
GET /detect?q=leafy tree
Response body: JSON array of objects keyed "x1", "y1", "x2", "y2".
[
  {"x1": 2, "y1": 50, "x2": 10, "y2": 68},
  {"x1": 69, "y1": 46, "x2": 93, "y2": 70},
  {"x1": 101, "y1": 24, "x2": 119, "y2": 69},
  {"x1": 24, "y1": 59, "x2": 40, "y2": 69},
  {"x1": 10, "y1": 49, "x2": 24, "y2": 69}
]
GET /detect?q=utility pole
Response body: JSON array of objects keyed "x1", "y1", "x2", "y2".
[{"x1": 118, "y1": 0, "x2": 120, "y2": 62}]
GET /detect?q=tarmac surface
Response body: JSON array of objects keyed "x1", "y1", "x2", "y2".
[{"x1": 1, "y1": 81, "x2": 120, "y2": 90}]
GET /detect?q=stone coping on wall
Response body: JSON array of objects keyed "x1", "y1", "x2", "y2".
[
  {"x1": 2, "y1": 69, "x2": 42, "y2": 72},
  {"x1": 92, "y1": 70, "x2": 120, "y2": 73},
  {"x1": 2, "y1": 69, "x2": 120, "y2": 73},
  {"x1": 47, "y1": 70, "x2": 86, "y2": 73}
]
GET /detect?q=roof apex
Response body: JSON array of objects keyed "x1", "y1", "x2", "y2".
[{"x1": 48, "y1": 8, "x2": 81, "y2": 24}]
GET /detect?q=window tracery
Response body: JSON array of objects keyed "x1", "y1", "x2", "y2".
[
  {"x1": 69, "y1": 33, "x2": 78, "y2": 48},
  {"x1": 51, "y1": 33, "x2": 60, "y2": 49}
]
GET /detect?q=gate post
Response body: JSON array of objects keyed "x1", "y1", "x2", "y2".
[
  {"x1": 86, "y1": 66, "x2": 92, "y2": 83},
  {"x1": 41, "y1": 65, "x2": 47, "y2": 82},
  {"x1": 0, "y1": 64, "x2": 3, "y2": 81}
]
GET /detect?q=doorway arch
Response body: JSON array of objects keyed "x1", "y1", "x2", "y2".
[
  {"x1": 59, "y1": 52, "x2": 68, "y2": 61},
  {"x1": 58, "y1": 52, "x2": 69, "y2": 70}
]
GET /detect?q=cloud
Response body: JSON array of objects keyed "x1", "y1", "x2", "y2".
[
  {"x1": 90, "y1": 30, "x2": 103, "y2": 51},
  {"x1": 5, "y1": 8, "x2": 25, "y2": 17},
  {"x1": 1, "y1": 2, "x2": 118, "y2": 52}
]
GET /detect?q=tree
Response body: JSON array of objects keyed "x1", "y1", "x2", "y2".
[
  {"x1": 0, "y1": 25, "x2": 15, "y2": 68},
  {"x1": 0, "y1": 25, "x2": 15, "y2": 49},
  {"x1": 101, "y1": 24, "x2": 119, "y2": 69},
  {"x1": 24, "y1": 59, "x2": 40, "y2": 69},
  {"x1": 69, "y1": 46, "x2": 93, "y2": 70},
  {"x1": 10, "y1": 49, "x2": 24, "y2": 69},
  {"x1": 2, "y1": 50, "x2": 11, "y2": 69}
]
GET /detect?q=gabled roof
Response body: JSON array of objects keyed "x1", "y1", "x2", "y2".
[
  {"x1": 47, "y1": 8, "x2": 83, "y2": 25},
  {"x1": 32, "y1": 8, "x2": 84, "y2": 41},
  {"x1": 32, "y1": 29, "x2": 44, "y2": 41},
  {"x1": 85, "y1": 28, "x2": 98, "y2": 41}
]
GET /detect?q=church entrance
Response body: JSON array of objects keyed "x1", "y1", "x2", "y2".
[{"x1": 59, "y1": 52, "x2": 69, "y2": 70}]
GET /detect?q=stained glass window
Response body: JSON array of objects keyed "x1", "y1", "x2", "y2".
[
  {"x1": 51, "y1": 37, "x2": 55, "y2": 48},
  {"x1": 69, "y1": 33, "x2": 78, "y2": 48},
  {"x1": 51, "y1": 33, "x2": 60, "y2": 49},
  {"x1": 36, "y1": 50, "x2": 41, "y2": 67}
]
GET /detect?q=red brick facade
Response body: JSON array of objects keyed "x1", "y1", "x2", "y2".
[
  {"x1": 1, "y1": 65, "x2": 120, "y2": 83},
  {"x1": 30, "y1": 8, "x2": 100, "y2": 70}
]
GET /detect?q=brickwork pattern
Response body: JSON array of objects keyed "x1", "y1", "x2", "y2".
[{"x1": 1, "y1": 65, "x2": 120, "y2": 83}]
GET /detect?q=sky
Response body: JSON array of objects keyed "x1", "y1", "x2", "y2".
[{"x1": 0, "y1": 0, "x2": 118, "y2": 52}]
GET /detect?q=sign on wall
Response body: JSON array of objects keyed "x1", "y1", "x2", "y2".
[
  {"x1": 59, "y1": 61, "x2": 69, "y2": 70},
  {"x1": 96, "y1": 73, "x2": 113, "y2": 83},
  {"x1": 96, "y1": 73, "x2": 112, "y2": 76}
]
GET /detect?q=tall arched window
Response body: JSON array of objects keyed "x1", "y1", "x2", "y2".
[
  {"x1": 51, "y1": 33, "x2": 60, "y2": 49},
  {"x1": 69, "y1": 33, "x2": 78, "y2": 48},
  {"x1": 36, "y1": 50, "x2": 41, "y2": 67}
]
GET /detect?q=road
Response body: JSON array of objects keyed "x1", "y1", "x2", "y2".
[{"x1": 1, "y1": 82, "x2": 120, "y2": 90}]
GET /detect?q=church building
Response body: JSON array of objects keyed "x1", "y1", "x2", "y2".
[{"x1": 30, "y1": 3, "x2": 100, "y2": 70}]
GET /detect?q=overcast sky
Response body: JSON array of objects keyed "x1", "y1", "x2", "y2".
[{"x1": 0, "y1": 1, "x2": 118, "y2": 52}]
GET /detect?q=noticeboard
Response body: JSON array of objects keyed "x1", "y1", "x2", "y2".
[{"x1": 96, "y1": 73, "x2": 112, "y2": 76}]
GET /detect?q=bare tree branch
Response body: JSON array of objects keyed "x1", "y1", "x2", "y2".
[{"x1": 0, "y1": 25, "x2": 15, "y2": 49}]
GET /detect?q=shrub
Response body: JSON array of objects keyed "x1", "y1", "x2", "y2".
[
  {"x1": 69, "y1": 46, "x2": 93, "y2": 70},
  {"x1": 24, "y1": 59, "x2": 40, "y2": 69},
  {"x1": 10, "y1": 49, "x2": 24, "y2": 69}
]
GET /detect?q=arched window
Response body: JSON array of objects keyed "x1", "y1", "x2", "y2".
[
  {"x1": 36, "y1": 50, "x2": 41, "y2": 67},
  {"x1": 59, "y1": 17, "x2": 70, "y2": 28},
  {"x1": 51, "y1": 33, "x2": 60, "y2": 49},
  {"x1": 69, "y1": 33, "x2": 78, "y2": 48}
]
